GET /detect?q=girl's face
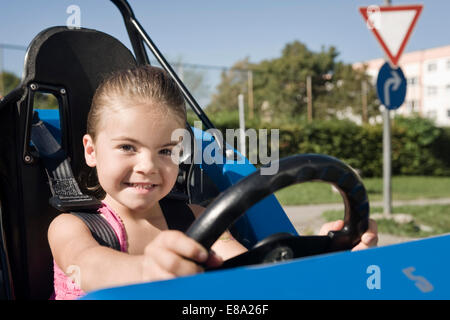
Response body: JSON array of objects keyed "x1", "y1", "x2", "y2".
[{"x1": 83, "y1": 102, "x2": 184, "y2": 215}]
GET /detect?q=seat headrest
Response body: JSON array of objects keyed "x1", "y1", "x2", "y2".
[{"x1": 23, "y1": 26, "x2": 137, "y2": 177}]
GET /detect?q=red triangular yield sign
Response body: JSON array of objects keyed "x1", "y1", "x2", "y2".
[{"x1": 359, "y1": 4, "x2": 423, "y2": 66}]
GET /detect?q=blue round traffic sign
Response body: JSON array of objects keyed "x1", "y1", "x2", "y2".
[{"x1": 376, "y1": 62, "x2": 407, "y2": 110}]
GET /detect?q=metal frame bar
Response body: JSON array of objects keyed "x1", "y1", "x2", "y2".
[{"x1": 110, "y1": 0, "x2": 215, "y2": 131}]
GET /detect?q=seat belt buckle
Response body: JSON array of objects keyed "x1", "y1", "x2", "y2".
[{"x1": 49, "y1": 195, "x2": 102, "y2": 212}]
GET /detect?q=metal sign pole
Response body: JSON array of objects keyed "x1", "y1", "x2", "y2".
[
  {"x1": 383, "y1": 0, "x2": 392, "y2": 217},
  {"x1": 383, "y1": 106, "x2": 392, "y2": 216},
  {"x1": 307, "y1": 75, "x2": 313, "y2": 122},
  {"x1": 361, "y1": 0, "x2": 421, "y2": 220}
]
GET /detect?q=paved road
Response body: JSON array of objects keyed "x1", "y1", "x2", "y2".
[{"x1": 282, "y1": 197, "x2": 450, "y2": 246}]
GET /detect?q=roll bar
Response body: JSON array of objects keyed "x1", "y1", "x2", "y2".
[{"x1": 110, "y1": 0, "x2": 216, "y2": 132}]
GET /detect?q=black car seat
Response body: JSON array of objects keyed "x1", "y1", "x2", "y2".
[{"x1": 0, "y1": 26, "x2": 139, "y2": 299}]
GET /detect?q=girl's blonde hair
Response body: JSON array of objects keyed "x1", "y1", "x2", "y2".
[
  {"x1": 82, "y1": 65, "x2": 187, "y2": 198},
  {"x1": 87, "y1": 65, "x2": 186, "y2": 140}
]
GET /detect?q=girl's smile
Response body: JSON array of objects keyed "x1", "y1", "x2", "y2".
[{"x1": 124, "y1": 182, "x2": 158, "y2": 194}]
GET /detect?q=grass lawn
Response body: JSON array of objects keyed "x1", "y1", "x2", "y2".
[
  {"x1": 322, "y1": 204, "x2": 450, "y2": 238},
  {"x1": 274, "y1": 176, "x2": 450, "y2": 206}
]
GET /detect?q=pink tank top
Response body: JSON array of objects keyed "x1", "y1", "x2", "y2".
[{"x1": 52, "y1": 201, "x2": 128, "y2": 300}]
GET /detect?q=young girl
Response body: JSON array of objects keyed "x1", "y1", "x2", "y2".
[{"x1": 48, "y1": 65, "x2": 378, "y2": 300}]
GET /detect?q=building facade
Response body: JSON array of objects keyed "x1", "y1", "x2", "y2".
[{"x1": 354, "y1": 45, "x2": 450, "y2": 127}]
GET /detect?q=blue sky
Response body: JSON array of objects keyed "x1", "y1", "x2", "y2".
[{"x1": 1, "y1": 1, "x2": 448, "y2": 86}]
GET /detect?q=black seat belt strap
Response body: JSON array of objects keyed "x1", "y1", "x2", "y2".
[
  {"x1": 70, "y1": 212, "x2": 121, "y2": 251},
  {"x1": 70, "y1": 198, "x2": 195, "y2": 251},
  {"x1": 30, "y1": 112, "x2": 101, "y2": 212}
]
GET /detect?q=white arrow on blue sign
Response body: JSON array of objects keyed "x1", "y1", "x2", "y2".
[{"x1": 376, "y1": 62, "x2": 407, "y2": 110}]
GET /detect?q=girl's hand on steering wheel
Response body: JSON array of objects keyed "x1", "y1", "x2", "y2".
[
  {"x1": 319, "y1": 219, "x2": 378, "y2": 251},
  {"x1": 141, "y1": 230, "x2": 223, "y2": 282}
]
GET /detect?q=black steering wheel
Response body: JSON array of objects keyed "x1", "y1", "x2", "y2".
[{"x1": 185, "y1": 154, "x2": 369, "y2": 269}]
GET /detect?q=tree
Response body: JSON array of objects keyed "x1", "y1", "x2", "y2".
[
  {"x1": 1, "y1": 71, "x2": 58, "y2": 108},
  {"x1": 171, "y1": 56, "x2": 210, "y2": 108},
  {"x1": 207, "y1": 41, "x2": 379, "y2": 124},
  {"x1": 253, "y1": 42, "x2": 338, "y2": 120},
  {"x1": 315, "y1": 62, "x2": 379, "y2": 121},
  {"x1": 207, "y1": 58, "x2": 252, "y2": 115},
  {"x1": 0, "y1": 71, "x2": 20, "y2": 96}
]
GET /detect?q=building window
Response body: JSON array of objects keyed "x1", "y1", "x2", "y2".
[
  {"x1": 407, "y1": 100, "x2": 418, "y2": 112},
  {"x1": 427, "y1": 62, "x2": 437, "y2": 72},
  {"x1": 447, "y1": 109, "x2": 450, "y2": 118},
  {"x1": 407, "y1": 77, "x2": 418, "y2": 86},
  {"x1": 427, "y1": 86, "x2": 438, "y2": 96},
  {"x1": 447, "y1": 60, "x2": 450, "y2": 69},
  {"x1": 446, "y1": 84, "x2": 450, "y2": 93}
]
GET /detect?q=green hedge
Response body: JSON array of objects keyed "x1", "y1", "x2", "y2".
[{"x1": 207, "y1": 113, "x2": 450, "y2": 177}]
